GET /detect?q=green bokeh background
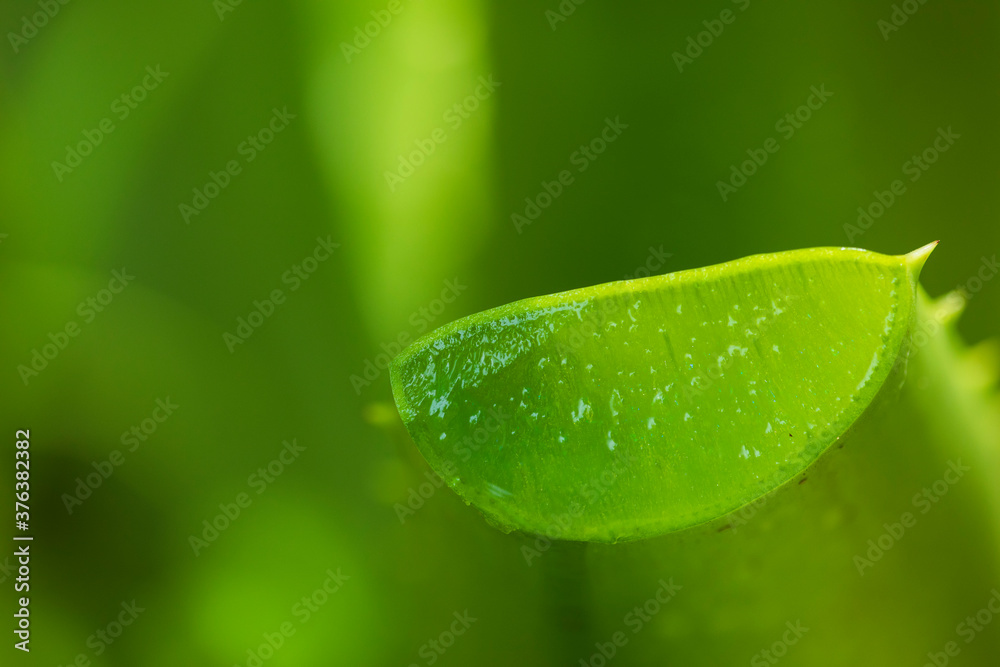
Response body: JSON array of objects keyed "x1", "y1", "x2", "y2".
[{"x1": 0, "y1": 0, "x2": 997, "y2": 665}]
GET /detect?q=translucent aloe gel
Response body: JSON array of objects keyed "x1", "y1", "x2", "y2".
[{"x1": 390, "y1": 245, "x2": 1000, "y2": 665}]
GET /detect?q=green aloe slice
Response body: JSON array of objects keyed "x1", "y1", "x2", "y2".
[{"x1": 390, "y1": 245, "x2": 937, "y2": 542}]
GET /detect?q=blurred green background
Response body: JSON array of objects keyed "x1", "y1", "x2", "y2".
[{"x1": 0, "y1": 0, "x2": 997, "y2": 665}]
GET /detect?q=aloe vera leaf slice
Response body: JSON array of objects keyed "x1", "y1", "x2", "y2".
[{"x1": 390, "y1": 244, "x2": 935, "y2": 542}]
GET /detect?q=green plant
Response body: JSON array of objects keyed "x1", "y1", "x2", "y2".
[{"x1": 390, "y1": 245, "x2": 1000, "y2": 664}]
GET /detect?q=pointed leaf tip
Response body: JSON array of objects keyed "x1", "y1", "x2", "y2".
[{"x1": 906, "y1": 241, "x2": 939, "y2": 281}]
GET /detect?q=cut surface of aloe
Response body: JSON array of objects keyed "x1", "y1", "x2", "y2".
[{"x1": 391, "y1": 245, "x2": 936, "y2": 542}]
